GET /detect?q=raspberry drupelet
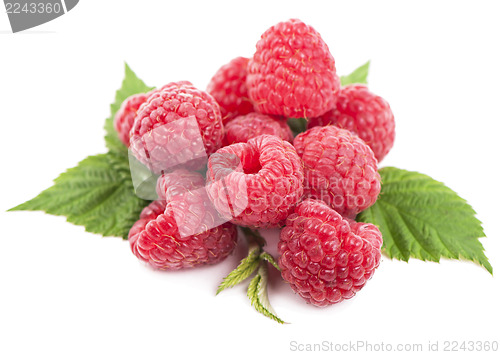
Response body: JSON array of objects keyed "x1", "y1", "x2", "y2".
[
  {"x1": 206, "y1": 135, "x2": 304, "y2": 228},
  {"x1": 114, "y1": 93, "x2": 149, "y2": 147},
  {"x1": 129, "y1": 82, "x2": 224, "y2": 173},
  {"x1": 207, "y1": 56, "x2": 253, "y2": 124},
  {"x1": 114, "y1": 81, "x2": 195, "y2": 148},
  {"x1": 247, "y1": 19, "x2": 340, "y2": 118},
  {"x1": 129, "y1": 169, "x2": 237, "y2": 270},
  {"x1": 308, "y1": 84, "x2": 395, "y2": 161},
  {"x1": 278, "y1": 199, "x2": 383, "y2": 306},
  {"x1": 294, "y1": 125, "x2": 381, "y2": 219},
  {"x1": 224, "y1": 112, "x2": 293, "y2": 145}
]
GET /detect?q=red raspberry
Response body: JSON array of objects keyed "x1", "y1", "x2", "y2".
[
  {"x1": 129, "y1": 82, "x2": 224, "y2": 174},
  {"x1": 247, "y1": 19, "x2": 340, "y2": 119},
  {"x1": 114, "y1": 81, "x2": 194, "y2": 148},
  {"x1": 207, "y1": 57, "x2": 253, "y2": 124},
  {"x1": 308, "y1": 84, "x2": 395, "y2": 161},
  {"x1": 206, "y1": 135, "x2": 304, "y2": 228},
  {"x1": 224, "y1": 112, "x2": 293, "y2": 145},
  {"x1": 129, "y1": 169, "x2": 237, "y2": 270},
  {"x1": 114, "y1": 93, "x2": 149, "y2": 147},
  {"x1": 160, "y1": 81, "x2": 194, "y2": 90},
  {"x1": 294, "y1": 125, "x2": 381, "y2": 219},
  {"x1": 278, "y1": 199, "x2": 383, "y2": 307},
  {"x1": 155, "y1": 168, "x2": 205, "y2": 201}
]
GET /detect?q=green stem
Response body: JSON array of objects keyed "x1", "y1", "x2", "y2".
[{"x1": 240, "y1": 227, "x2": 267, "y2": 248}]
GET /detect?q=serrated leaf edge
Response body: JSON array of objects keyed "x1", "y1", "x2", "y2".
[
  {"x1": 216, "y1": 244, "x2": 261, "y2": 295},
  {"x1": 358, "y1": 167, "x2": 492, "y2": 274},
  {"x1": 247, "y1": 263, "x2": 286, "y2": 324}
]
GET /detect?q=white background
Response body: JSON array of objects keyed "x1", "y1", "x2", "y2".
[{"x1": 1, "y1": 1, "x2": 499, "y2": 354}]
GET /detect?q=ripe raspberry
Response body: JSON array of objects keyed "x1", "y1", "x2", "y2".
[
  {"x1": 247, "y1": 19, "x2": 340, "y2": 119},
  {"x1": 155, "y1": 168, "x2": 205, "y2": 201},
  {"x1": 278, "y1": 199, "x2": 383, "y2": 307},
  {"x1": 207, "y1": 57, "x2": 253, "y2": 124},
  {"x1": 160, "y1": 81, "x2": 194, "y2": 91},
  {"x1": 308, "y1": 84, "x2": 395, "y2": 161},
  {"x1": 114, "y1": 82, "x2": 195, "y2": 148},
  {"x1": 294, "y1": 125, "x2": 381, "y2": 219},
  {"x1": 114, "y1": 93, "x2": 149, "y2": 147},
  {"x1": 129, "y1": 169, "x2": 237, "y2": 270},
  {"x1": 206, "y1": 134, "x2": 304, "y2": 228},
  {"x1": 224, "y1": 112, "x2": 293, "y2": 145},
  {"x1": 129, "y1": 82, "x2": 224, "y2": 174}
]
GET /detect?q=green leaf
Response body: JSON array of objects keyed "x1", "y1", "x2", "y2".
[
  {"x1": 219, "y1": 227, "x2": 285, "y2": 323},
  {"x1": 104, "y1": 63, "x2": 155, "y2": 155},
  {"x1": 10, "y1": 63, "x2": 154, "y2": 239},
  {"x1": 357, "y1": 167, "x2": 492, "y2": 274},
  {"x1": 9, "y1": 152, "x2": 149, "y2": 239},
  {"x1": 287, "y1": 117, "x2": 308, "y2": 137},
  {"x1": 247, "y1": 263, "x2": 285, "y2": 324},
  {"x1": 216, "y1": 242, "x2": 261, "y2": 295},
  {"x1": 340, "y1": 61, "x2": 370, "y2": 86}
]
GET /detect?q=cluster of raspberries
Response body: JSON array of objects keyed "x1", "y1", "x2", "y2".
[{"x1": 115, "y1": 19, "x2": 395, "y2": 307}]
